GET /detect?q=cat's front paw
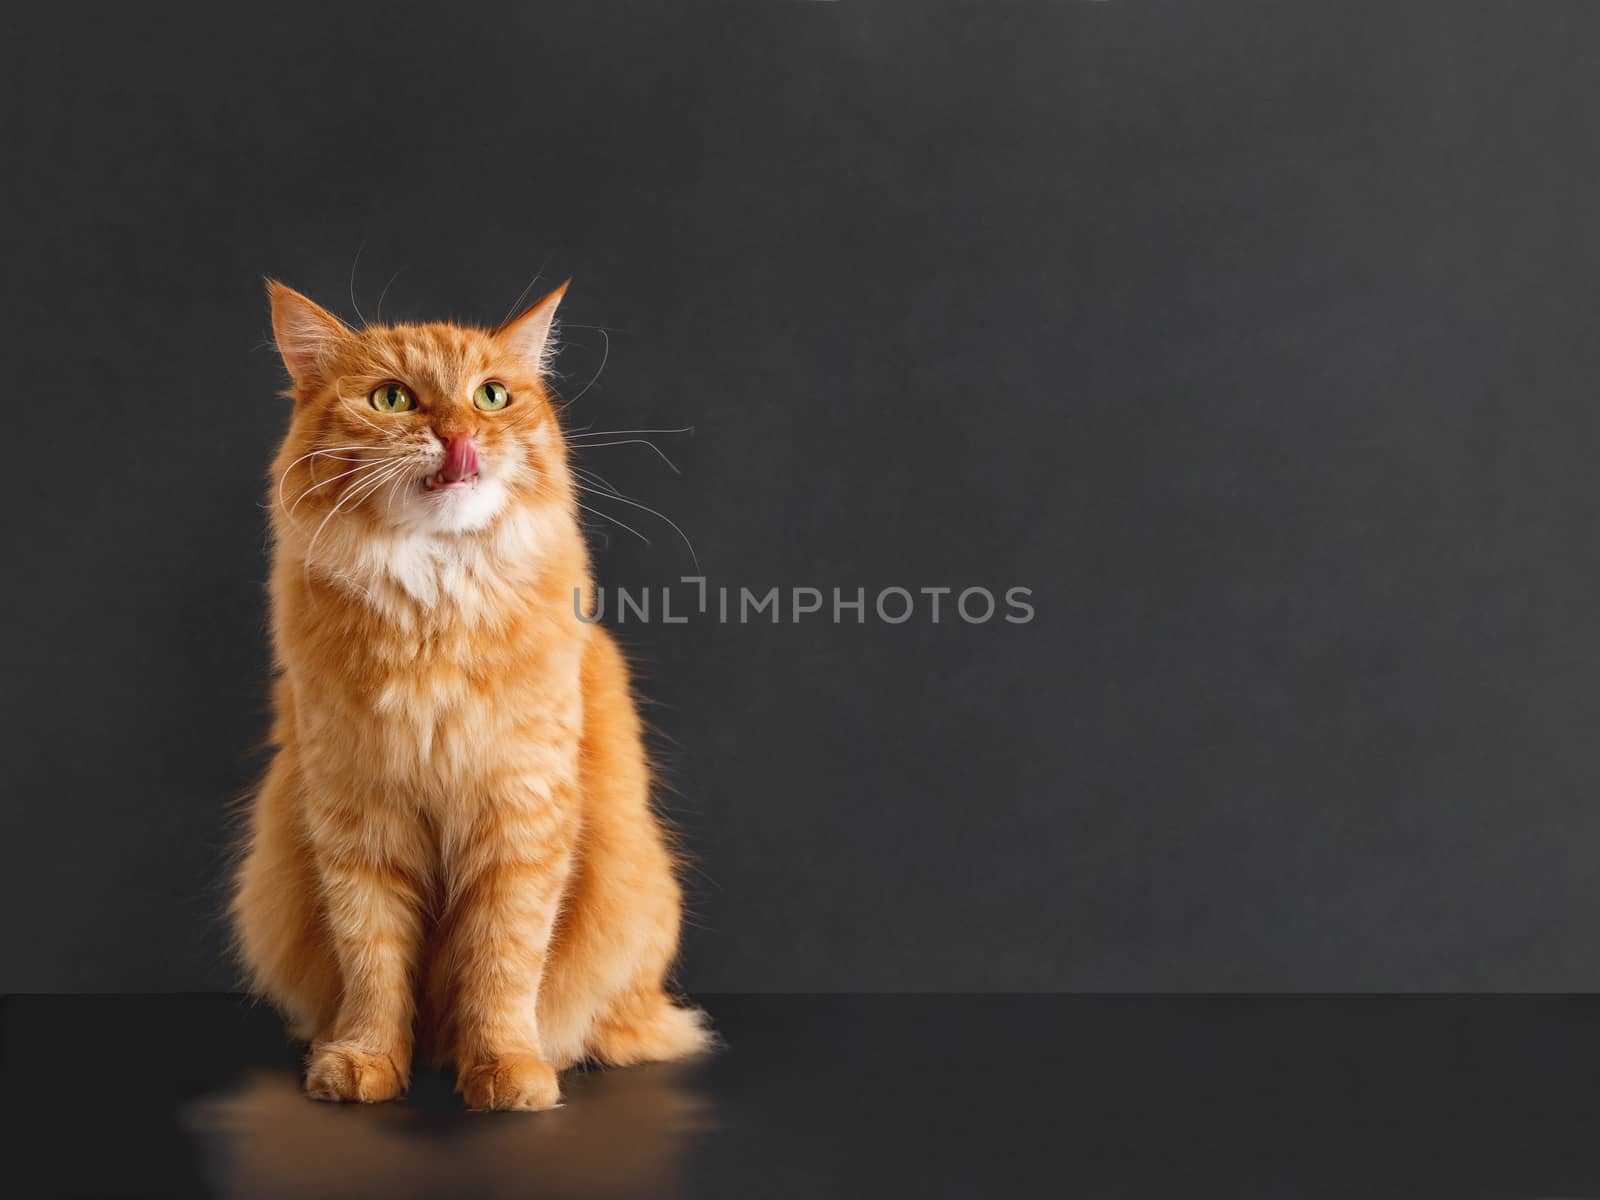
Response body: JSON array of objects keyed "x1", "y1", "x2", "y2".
[
  {"x1": 305, "y1": 1043, "x2": 406, "y2": 1103},
  {"x1": 458, "y1": 1053, "x2": 561, "y2": 1111}
]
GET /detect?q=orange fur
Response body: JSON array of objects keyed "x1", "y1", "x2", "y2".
[{"x1": 230, "y1": 281, "x2": 710, "y2": 1111}]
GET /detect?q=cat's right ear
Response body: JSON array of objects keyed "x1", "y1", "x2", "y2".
[{"x1": 267, "y1": 280, "x2": 351, "y2": 389}]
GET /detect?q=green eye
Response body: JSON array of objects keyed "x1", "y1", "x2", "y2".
[
  {"x1": 473, "y1": 381, "x2": 510, "y2": 411},
  {"x1": 371, "y1": 384, "x2": 416, "y2": 413}
]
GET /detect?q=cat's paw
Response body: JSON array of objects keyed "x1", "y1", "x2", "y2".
[
  {"x1": 458, "y1": 1053, "x2": 561, "y2": 1111},
  {"x1": 304, "y1": 1043, "x2": 406, "y2": 1103}
]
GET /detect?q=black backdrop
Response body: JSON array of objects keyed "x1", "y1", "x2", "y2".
[{"x1": 7, "y1": 0, "x2": 1600, "y2": 992}]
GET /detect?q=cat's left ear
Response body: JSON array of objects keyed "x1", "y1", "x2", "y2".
[{"x1": 494, "y1": 280, "x2": 568, "y2": 374}]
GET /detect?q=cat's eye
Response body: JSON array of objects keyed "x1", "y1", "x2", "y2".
[
  {"x1": 371, "y1": 383, "x2": 416, "y2": 413},
  {"x1": 474, "y1": 381, "x2": 510, "y2": 412}
]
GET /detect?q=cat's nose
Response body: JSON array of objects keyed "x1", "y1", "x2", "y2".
[{"x1": 438, "y1": 435, "x2": 479, "y2": 483}]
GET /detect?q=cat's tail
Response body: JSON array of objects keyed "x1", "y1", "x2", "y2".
[{"x1": 585, "y1": 989, "x2": 716, "y2": 1067}]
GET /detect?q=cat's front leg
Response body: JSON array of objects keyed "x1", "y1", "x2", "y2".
[
  {"x1": 446, "y1": 779, "x2": 578, "y2": 1111},
  {"x1": 302, "y1": 790, "x2": 429, "y2": 1104}
]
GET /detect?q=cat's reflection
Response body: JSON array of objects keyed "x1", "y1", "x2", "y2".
[{"x1": 185, "y1": 1061, "x2": 713, "y2": 1200}]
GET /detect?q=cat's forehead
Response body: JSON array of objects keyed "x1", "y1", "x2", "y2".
[{"x1": 353, "y1": 322, "x2": 500, "y2": 392}]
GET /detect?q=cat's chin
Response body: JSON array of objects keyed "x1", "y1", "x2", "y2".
[{"x1": 386, "y1": 473, "x2": 510, "y2": 535}]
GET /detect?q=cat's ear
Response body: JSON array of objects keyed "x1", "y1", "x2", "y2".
[
  {"x1": 495, "y1": 280, "x2": 568, "y2": 374},
  {"x1": 266, "y1": 280, "x2": 352, "y2": 388}
]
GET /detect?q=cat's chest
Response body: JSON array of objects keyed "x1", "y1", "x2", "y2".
[
  {"x1": 362, "y1": 614, "x2": 579, "y2": 722},
  {"x1": 290, "y1": 585, "x2": 584, "y2": 785},
  {"x1": 296, "y1": 645, "x2": 582, "y2": 798}
]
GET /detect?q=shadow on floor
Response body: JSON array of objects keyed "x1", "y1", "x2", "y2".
[{"x1": 186, "y1": 1059, "x2": 710, "y2": 1199}]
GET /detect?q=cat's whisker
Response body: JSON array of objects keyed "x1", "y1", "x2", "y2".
[
  {"x1": 340, "y1": 398, "x2": 404, "y2": 440},
  {"x1": 276, "y1": 446, "x2": 395, "y2": 514},
  {"x1": 302, "y1": 459, "x2": 410, "y2": 571},
  {"x1": 357, "y1": 459, "x2": 412, "y2": 506},
  {"x1": 571, "y1": 481, "x2": 699, "y2": 572},
  {"x1": 574, "y1": 500, "x2": 651, "y2": 548},
  {"x1": 499, "y1": 254, "x2": 553, "y2": 325},
  {"x1": 321, "y1": 462, "x2": 409, "y2": 532},
  {"x1": 349, "y1": 239, "x2": 368, "y2": 327},
  {"x1": 561, "y1": 328, "x2": 609, "y2": 410},
  {"x1": 307, "y1": 457, "x2": 409, "y2": 528},
  {"x1": 569, "y1": 439, "x2": 683, "y2": 475},
  {"x1": 289, "y1": 456, "x2": 412, "y2": 517},
  {"x1": 375, "y1": 268, "x2": 404, "y2": 324},
  {"x1": 386, "y1": 459, "x2": 428, "y2": 516},
  {"x1": 570, "y1": 464, "x2": 622, "y2": 495},
  {"x1": 564, "y1": 426, "x2": 694, "y2": 439},
  {"x1": 284, "y1": 445, "x2": 387, "y2": 466}
]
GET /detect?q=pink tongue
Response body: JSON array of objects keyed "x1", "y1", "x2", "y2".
[{"x1": 440, "y1": 437, "x2": 478, "y2": 482}]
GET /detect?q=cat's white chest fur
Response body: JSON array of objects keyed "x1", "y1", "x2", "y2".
[{"x1": 314, "y1": 503, "x2": 568, "y2": 620}]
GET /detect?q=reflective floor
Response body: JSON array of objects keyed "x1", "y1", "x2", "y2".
[{"x1": 6, "y1": 994, "x2": 1600, "y2": 1197}]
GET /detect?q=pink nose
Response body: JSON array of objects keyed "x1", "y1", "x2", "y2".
[{"x1": 439, "y1": 436, "x2": 479, "y2": 482}]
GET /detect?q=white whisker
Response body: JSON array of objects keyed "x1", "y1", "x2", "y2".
[
  {"x1": 340, "y1": 397, "x2": 402, "y2": 439},
  {"x1": 565, "y1": 426, "x2": 694, "y2": 439},
  {"x1": 572, "y1": 482, "x2": 699, "y2": 572},
  {"x1": 302, "y1": 459, "x2": 409, "y2": 573},
  {"x1": 569, "y1": 438, "x2": 682, "y2": 474},
  {"x1": 500, "y1": 254, "x2": 553, "y2": 325},
  {"x1": 571, "y1": 465, "x2": 621, "y2": 494},
  {"x1": 375, "y1": 268, "x2": 403, "y2": 323},
  {"x1": 349, "y1": 239, "x2": 368, "y2": 326},
  {"x1": 276, "y1": 446, "x2": 392, "y2": 514},
  {"x1": 574, "y1": 500, "x2": 650, "y2": 547},
  {"x1": 386, "y1": 458, "x2": 426, "y2": 515},
  {"x1": 562, "y1": 328, "x2": 609, "y2": 408},
  {"x1": 289, "y1": 456, "x2": 409, "y2": 516}
]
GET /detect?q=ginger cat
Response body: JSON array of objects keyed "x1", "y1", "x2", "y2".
[{"x1": 230, "y1": 280, "x2": 709, "y2": 1111}]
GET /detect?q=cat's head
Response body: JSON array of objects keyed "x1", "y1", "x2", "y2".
[{"x1": 267, "y1": 280, "x2": 570, "y2": 539}]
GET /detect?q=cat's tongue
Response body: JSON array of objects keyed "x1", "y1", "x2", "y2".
[{"x1": 437, "y1": 437, "x2": 478, "y2": 485}]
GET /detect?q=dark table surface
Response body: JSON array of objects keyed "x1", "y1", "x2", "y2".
[{"x1": 5, "y1": 993, "x2": 1600, "y2": 1198}]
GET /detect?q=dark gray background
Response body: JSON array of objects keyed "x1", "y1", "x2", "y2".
[{"x1": 6, "y1": 0, "x2": 1600, "y2": 992}]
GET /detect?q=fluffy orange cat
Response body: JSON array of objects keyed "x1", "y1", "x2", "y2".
[{"x1": 230, "y1": 280, "x2": 710, "y2": 1111}]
